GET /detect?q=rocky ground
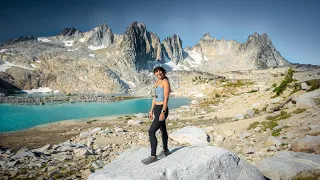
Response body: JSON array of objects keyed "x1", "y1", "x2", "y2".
[{"x1": 0, "y1": 67, "x2": 320, "y2": 179}]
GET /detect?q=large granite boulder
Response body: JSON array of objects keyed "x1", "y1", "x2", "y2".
[
  {"x1": 257, "y1": 151, "x2": 320, "y2": 180},
  {"x1": 294, "y1": 89, "x2": 320, "y2": 109},
  {"x1": 291, "y1": 135, "x2": 320, "y2": 154},
  {"x1": 170, "y1": 126, "x2": 208, "y2": 146},
  {"x1": 88, "y1": 146, "x2": 266, "y2": 180}
]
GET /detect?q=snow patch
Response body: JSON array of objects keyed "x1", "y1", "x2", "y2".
[
  {"x1": 30, "y1": 64, "x2": 37, "y2": 68},
  {"x1": 0, "y1": 61, "x2": 34, "y2": 72},
  {"x1": 37, "y1": 38, "x2": 51, "y2": 43},
  {"x1": 184, "y1": 50, "x2": 207, "y2": 67},
  {"x1": 79, "y1": 38, "x2": 85, "y2": 43},
  {"x1": 35, "y1": 60, "x2": 42, "y2": 63},
  {"x1": 62, "y1": 40, "x2": 74, "y2": 47},
  {"x1": 23, "y1": 87, "x2": 53, "y2": 94},
  {"x1": 0, "y1": 49, "x2": 8, "y2": 53},
  {"x1": 120, "y1": 78, "x2": 136, "y2": 88},
  {"x1": 53, "y1": 90, "x2": 60, "y2": 94},
  {"x1": 89, "y1": 54, "x2": 95, "y2": 58},
  {"x1": 88, "y1": 45, "x2": 107, "y2": 50},
  {"x1": 165, "y1": 61, "x2": 190, "y2": 71}
]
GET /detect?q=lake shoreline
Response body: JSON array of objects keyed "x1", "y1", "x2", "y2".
[
  {"x1": 0, "y1": 94, "x2": 144, "y2": 105},
  {"x1": 0, "y1": 115, "x2": 126, "y2": 152},
  {"x1": 0, "y1": 98, "x2": 192, "y2": 151}
]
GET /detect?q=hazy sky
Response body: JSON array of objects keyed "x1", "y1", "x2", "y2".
[{"x1": 1, "y1": 0, "x2": 319, "y2": 65}]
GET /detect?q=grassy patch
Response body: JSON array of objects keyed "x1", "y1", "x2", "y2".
[
  {"x1": 266, "y1": 111, "x2": 291, "y2": 121},
  {"x1": 272, "y1": 83, "x2": 277, "y2": 88},
  {"x1": 223, "y1": 80, "x2": 253, "y2": 87},
  {"x1": 315, "y1": 98, "x2": 320, "y2": 105},
  {"x1": 306, "y1": 79, "x2": 320, "y2": 92},
  {"x1": 248, "y1": 111, "x2": 291, "y2": 134},
  {"x1": 247, "y1": 89, "x2": 258, "y2": 93},
  {"x1": 262, "y1": 105, "x2": 268, "y2": 112},
  {"x1": 215, "y1": 93, "x2": 221, "y2": 98},
  {"x1": 292, "y1": 108, "x2": 306, "y2": 114},
  {"x1": 199, "y1": 98, "x2": 220, "y2": 107},
  {"x1": 261, "y1": 120, "x2": 279, "y2": 131},
  {"x1": 253, "y1": 108, "x2": 260, "y2": 115},
  {"x1": 192, "y1": 76, "x2": 215, "y2": 84},
  {"x1": 86, "y1": 119, "x2": 98, "y2": 124},
  {"x1": 273, "y1": 68, "x2": 294, "y2": 96},
  {"x1": 272, "y1": 128, "x2": 282, "y2": 137},
  {"x1": 247, "y1": 121, "x2": 260, "y2": 130}
]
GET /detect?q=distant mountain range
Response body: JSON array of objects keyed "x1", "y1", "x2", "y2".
[{"x1": 0, "y1": 21, "x2": 290, "y2": 95}]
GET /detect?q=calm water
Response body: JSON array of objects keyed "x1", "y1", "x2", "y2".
[{"x1": 0, "y1": 98, "x2": 191, "y2": 132}]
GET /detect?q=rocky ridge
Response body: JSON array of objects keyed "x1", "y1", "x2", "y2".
[{"x1": 0, "y1": 21, "x2": 291, "y2": 95}]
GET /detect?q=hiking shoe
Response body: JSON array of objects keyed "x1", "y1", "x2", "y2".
[
  {"x1": 141, "y1": 157, "x2": 158, "y2": 165},
  {"x1": 158, "y1": 150, "x2": 170, "y2": 158}
]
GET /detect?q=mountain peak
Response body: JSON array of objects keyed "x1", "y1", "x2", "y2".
[
  {"x1": 203, "y1": 32, "x2": 211, "y2": 38},
  {"x1": 60, "y1": 27, "x2": 81, "y2": 36},
  {"x1": 247, "y1": 32, "x2": 272, "y2": 45}
]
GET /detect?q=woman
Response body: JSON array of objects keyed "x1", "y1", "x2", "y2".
[{"x1": 142, "y1": 66, "x2": 171, "y2": 165}]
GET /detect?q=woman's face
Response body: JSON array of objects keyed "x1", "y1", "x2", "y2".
[{"x1": 154, "y1": 69, "x2": 165, "y2": 79}]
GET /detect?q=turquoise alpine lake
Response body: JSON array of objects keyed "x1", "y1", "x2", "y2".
[{"x1": 0, "y1": 98, "x2": 191, "y2": 132}]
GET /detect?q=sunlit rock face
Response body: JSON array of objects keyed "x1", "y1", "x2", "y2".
[{"x1": 0, "y1": 21, "x2": 290, "y2": 95}]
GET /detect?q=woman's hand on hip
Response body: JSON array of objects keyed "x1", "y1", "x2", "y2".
[{"x1": 159, "y1": 113, "x2": 165, "y2": 121}]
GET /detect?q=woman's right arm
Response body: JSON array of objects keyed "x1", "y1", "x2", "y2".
[{"x1": 149, "y1": 98, "x2": 155, "y2": 119}]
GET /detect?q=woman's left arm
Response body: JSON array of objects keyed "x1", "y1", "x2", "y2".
[{"x1": 160, "y1": 79, "x2": 170, "y2": 120}]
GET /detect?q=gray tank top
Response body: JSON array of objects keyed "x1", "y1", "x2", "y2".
[{"x1": 154, "y1": 85, "x2": 164, "y2": 102}]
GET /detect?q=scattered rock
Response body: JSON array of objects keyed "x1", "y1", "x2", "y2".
[
  {"x1": 267, "y1": 145, "x2": 278, "y2": 152},
  {"x1": 114, "y1": 127, "x2": 124, "y2": 133},
  {"x1": 308, "y1": 125, "x2": 320, "y2": 136},
  {"x1": 82, "y1": 169, "x2": 94, "y2": 179},
  {"x1": 127, "y1": 120, "x2": 142, "y2": 126},
  {"x1": 167, "y1": 114, "x2": 178, "y2": 121},
  {"x1": 257, "y1": 151, "x2": 320, "y2": 180},
  {"x1": 222, "y1": 129, "x2": 235, "y2": 137},
  {"x1": 234, "y1": 114, "x2": 245, "y2": 120},
  {"x1": 11, "y1": 147, "x2": 35, "y2": 159},
  {"x1": 201, "y1": 126, "x2": 215, "y2": 133},
  {"x1": 239, "y1": 132, "x2": 251, "y2": 139},
  {"x1": 36, "y1": 144, "x2": 51, "y2": 152},
  {"x1": 170, "y1": 126, "x2": 208, "y2": 146},
  {"x1": 296, "y1": 98, "x2": 316, "y2": 109},
  {"x1": 300, "y1": 82, "x2": 310, "y2": 90},
  {"x1": 135, "y1": 113, "x2": 146, "y2": 119},
  {"x1": 245, "y1": 147, "x2": 256, "y2": 154},
  {"x1": 291, "y1": 135, "x2": 320, "y2": 154},
  {"x1": 73, "y1": 148, "x2": 90, "y2": 158},
  {"x1": 270, "y1": 97, "x2": 283, "y2": 104},
  {"x1": 265, "y1": 137, "x2": 283, "y2": 147},
  {"x1": 254, "y1": 127, "x2": 261, "y2": 132},
  {"x1": 191, "y1": 100, "x2": 199, "y2": 105},
  {"x1": 246, "y1": 109, "x2": 255, "y2": 118},
  {"x1": 90, "y1": 127, "x2": 102, "y2": 134},
  {"x1": 213, "y1": 134, "x2": 225, "y2": 143}
]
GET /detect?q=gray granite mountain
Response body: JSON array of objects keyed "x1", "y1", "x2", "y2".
[
  {"x1": 181, "y1": 32, "x2": 290, "y2": 72},
  {"x1": 0, "y1": 22, "x2": 290, "y2": 95},
  {"x1": 162, "y1": 34, "x2": 184, "y2": 64}
]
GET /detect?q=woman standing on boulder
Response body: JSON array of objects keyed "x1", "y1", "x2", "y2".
[{"x1": 142, "y1": 66, "x2": 171, "y2": 165}]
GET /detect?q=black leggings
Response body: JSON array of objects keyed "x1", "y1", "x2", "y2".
[{"x1": 148, "y1": 105, "x2": 169, "y2": 156}]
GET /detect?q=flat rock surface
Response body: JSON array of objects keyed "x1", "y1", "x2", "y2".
[{"x1": 88, "y1": 146, "x2": 266, "y2": 180}]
